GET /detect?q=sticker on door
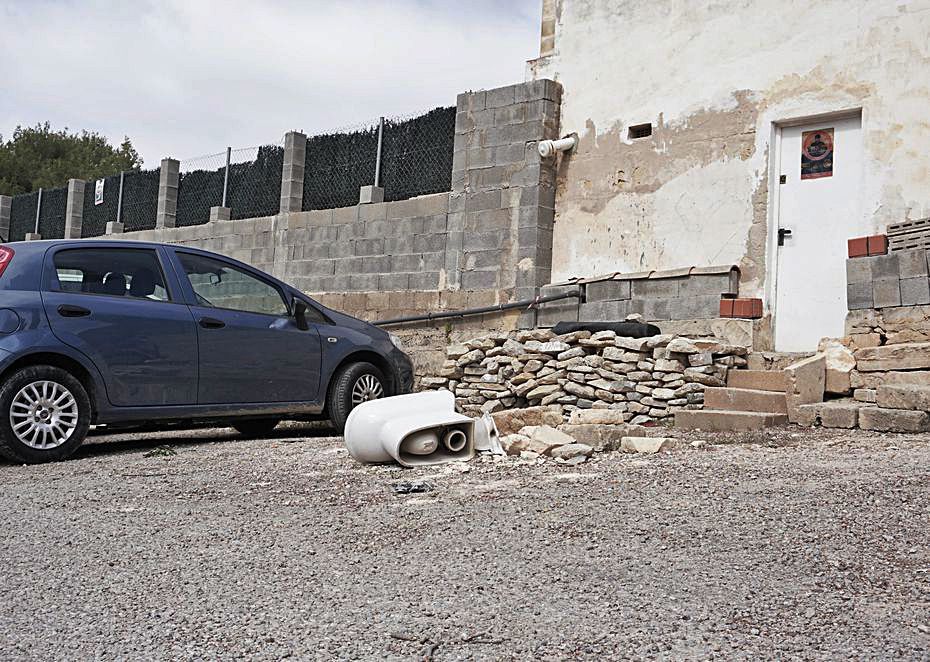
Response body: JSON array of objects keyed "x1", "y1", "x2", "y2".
[{"x1": 801, "y1": 128, "x2": 834, "y2": 180}]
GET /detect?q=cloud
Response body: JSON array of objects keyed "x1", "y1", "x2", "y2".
[{"x1": 0, "y1": 0, "x2": 540, "y2": 166}]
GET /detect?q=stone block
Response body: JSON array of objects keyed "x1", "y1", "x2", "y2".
[
  {"x1": 817, "y1": 338, "x2": 856, "y2": 395},
  {"x1": 846, "y1": 282, "x2": 873, "y2": 310},
  {"x1": 853, "y1": 389, "x2": 876, "y2": 403},
  {"x1": 819, "y1": 403, "x2": 861, "y2": 428},
  {"x1": 585, "y1": 279, "x2": 631, "y2": 302},
  {"x1": 872, "y1": 278, "x2": 901, "y2": 308},
  {"x1": 784, "y1": 354, "x2": 825, "y2": 423},
  {"x1": 855, "y1": 342, "x2": 930, "y2": 371},
  {"x1": 859, "y1": 407, "x2": 930, "y2": 432},
  {"x1": 897, "y1": 248, "x2": 929, "y2": 279},
  {"x1": 557, "y1": 423, "x2": 647, "y2": 452},
  {"x1": 900, "y1": 277, "x2": 930, "y2": 306},
  {"x1": 875, "y1": 385, "x2": 930, "y2": 411},
  {"x1": 461, "y1": 269, "x2": 498, "y2": 290}
]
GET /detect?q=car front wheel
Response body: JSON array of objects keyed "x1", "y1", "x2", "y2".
[
  {"x1": 327, "y1": 362, "x2": 386, "y2": 433},
  {"x1": 0, "y1": 365, "x2": 91, "y2": 464}
]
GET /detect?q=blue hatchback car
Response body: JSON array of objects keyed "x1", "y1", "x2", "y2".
[{"x1": 0, "y1": 240, "x2": 413, "y2": 463}]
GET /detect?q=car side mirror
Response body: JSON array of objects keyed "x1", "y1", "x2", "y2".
[{"x1": 293, "y1": 300, "x2": 310, "y2": 331}]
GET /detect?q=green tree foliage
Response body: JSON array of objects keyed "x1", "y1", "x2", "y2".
[{"x1": 0, "y1": 123, "x2": 141, "y2": 196}]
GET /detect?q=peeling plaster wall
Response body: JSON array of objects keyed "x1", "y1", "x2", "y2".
[{"x1": 529, "y1": 0, "x2": 930, "y2": 301}]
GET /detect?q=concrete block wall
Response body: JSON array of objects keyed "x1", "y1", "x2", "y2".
[
  {"x1": 450, "y1": 79, "x2": 561, "y2": 296},
  {"x1": 846, "y1": 248, "x2": 930, "y2": 310},
  {"x1": 536, "y1": 266, "x2": 739, "y2": 326}
]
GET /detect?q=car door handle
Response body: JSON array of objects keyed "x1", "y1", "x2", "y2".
[
  {"x1": 58, "y1": 304, "x2": 91, "y2": 318},
  {"x1": 198, "y1": 317, "x2": 226, "y2": 329}
]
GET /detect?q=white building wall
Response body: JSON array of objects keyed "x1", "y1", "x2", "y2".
[{"x1": 530, "y1": 0, "x2": 930, "y2": 301}]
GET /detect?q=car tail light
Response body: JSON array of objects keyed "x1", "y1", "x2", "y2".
[{"x1": 0, "y1": 246, "x2": 14, "y2": 279}]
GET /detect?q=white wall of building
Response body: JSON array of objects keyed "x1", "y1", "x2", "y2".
[{"x1": 530, "y1": 0, "x2": 930, "y2": 302}]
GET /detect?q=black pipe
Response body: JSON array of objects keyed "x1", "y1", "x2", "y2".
[{"x1": 373, "y1": 291, "x2": 581, "y2": 326}]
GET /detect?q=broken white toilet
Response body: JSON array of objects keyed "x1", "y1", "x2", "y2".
[{"x1": 344, "y1": 390, "x2": 500, "y2": 467}]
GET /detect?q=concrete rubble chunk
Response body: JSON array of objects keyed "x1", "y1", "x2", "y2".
[
  {"x1": 666, "y1": 338, "x2": 699, "y2": 354},
  {"x1": 518, "y1": 425, "x2": 575, "y2": 453},
  {"x1": 876, "y1": 385, "x2": 930, "y2": 411},
  {"x1": 620, "y1": 436, "x2": 677, "y2": 454},
  {"x1": 557, "y1": 423, "x2": 648, "y2": 451},
  {"x1": 859, "y1": 407, "x2": 930, "y2": 432},
  {"x1": 784, "y1": 354, "x2": 825, "y2": 423},
  {"x1": 549, "y1": 443, "x2": 594, "y2": 460}
]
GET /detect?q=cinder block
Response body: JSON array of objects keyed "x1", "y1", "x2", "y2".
[
  {"x1": 640, "y1": 298, "x2": 670, "y2": 321},
  {"x1": 872, "y1": 278, "x2": 901, "y2": 308},
  {"x1": 665, "y1": 295, "x2": 721, "y2": 320},
  {"x1": 348, "y1": 274, "x2": 379, "y2": 291},
  {"x1": 579, "y1": 300, "x2": 631, "y2": 322},
  {"x1": 900, "y1": 277, "x2": 930, "y2": 306},
  {"x1": 897, "y1": 248, "x2": 929, "y2": 278},
  {"x1": 869, "y1": 253, "x2": 899, "y2": 280},
  {"x1": 846, "y1": 282, "x2": 873, "y2": 310},
  {"x1": 358, "y1": 185, "x2": 384, "y2": 205},
  {"x1": 408, "y1": 271, "x2": 441, "y2": 290},
  {"x1": 485, "y1": 84, "x2": 517, "y2": 108},
  {"x1": 678, "y1": 273, "x2": 734, "y2": 297},
  {"x1": 585, "y1": 279, "x2": 631, "y2": 302},
  {"x1": 461, "y1": 269, "x2": 499, "y2": 290},
  {"x1": 632, "y1": 278, "x2": 682, "y2": 299},
  {"x1": 846, "y1": 258, "x2": 872, "y2": 285}
]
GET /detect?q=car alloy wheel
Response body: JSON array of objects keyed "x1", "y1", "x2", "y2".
[
  {"x1": 351, "y1": 374, "x2": 384, "y2": 406},
  {"x1": 9, "y1": 380, "x2": 80, "y2": 450}
]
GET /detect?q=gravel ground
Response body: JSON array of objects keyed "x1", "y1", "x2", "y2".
[{"x1": 1, "y1": 424, "x2": 929, "y2": 661}]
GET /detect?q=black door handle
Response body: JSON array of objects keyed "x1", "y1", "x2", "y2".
[
  {"x1": 198, "y1": 317, "x2": 226, "y2": 329},
  {"x1": 58, "y1": 304, "x2": 91, "y2": 318},
  {"x1": 778, "y1": 228, "x2": 793, "y2": 246}
]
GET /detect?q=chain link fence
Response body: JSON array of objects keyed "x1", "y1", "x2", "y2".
[
  {"x1": 302, "y1": 106, "x2": 456, "y2": 210},
  {"x1": 3, "y1": 104, "x2": 458, "y2": 241}
]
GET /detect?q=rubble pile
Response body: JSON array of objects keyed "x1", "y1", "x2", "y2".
[{"x1": 421, "y1": 328, "x2": 749, "y2": 425}]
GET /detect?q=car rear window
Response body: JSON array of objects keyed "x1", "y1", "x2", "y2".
[{"x1": 52, "y1": 248, "x2": 170, "y2": 301}]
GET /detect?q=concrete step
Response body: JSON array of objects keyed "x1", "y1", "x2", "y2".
[
  {"x1": 674, "y1": 409, "x2": 789, "y2": 432},
  {"x1": 726, "y1": 370, "x2": 787, "y2": 392},
  {"x1": 704, "y1": 387, "x2": 787, "y2": 414}
]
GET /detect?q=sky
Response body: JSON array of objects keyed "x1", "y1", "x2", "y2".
[{"x1": 0, "y1": 0, "x2": 541, "y2": 167}]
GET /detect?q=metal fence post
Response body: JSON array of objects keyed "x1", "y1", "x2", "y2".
[
  {"x1": 359, "y1": 117, "x2": 385, "y2": 205},
  {"x1": 222, "y1": 147, "x2": 231, "y2": 207},
  {"x1": 106, "y1": 172, "x2": 126, "y2": 234},
  {"x1": 26, "y1": 188, "x2": 43, "y2": 240}
]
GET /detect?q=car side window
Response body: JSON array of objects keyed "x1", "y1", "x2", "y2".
[
  {"x1": 177, "y1": 252, "x2": 289, "y2": 317},
  {"x1": 52, "y1": 248, "x2": 170, "y2": 301}
]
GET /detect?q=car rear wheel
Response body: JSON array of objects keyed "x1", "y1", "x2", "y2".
[
  {"x1": 327, "y1": 362, "x2": 386, "y2": 433},
  {"x1": 0, "y1": 365, "x2": 91, "y2": 464},
  {"x1": 231, "y1": 419, "x2": 281, "y2": 438}
]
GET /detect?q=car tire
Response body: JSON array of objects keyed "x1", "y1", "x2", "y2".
[
  {"x1": 231, "y1": 419, "x2": 281, "y2": 438},
  {"x1": 0, "y1": 365, "x2": 92, "y2": 464},
  {"x1": 327, "y1": 362, "x2": 387, "y2": 433}
]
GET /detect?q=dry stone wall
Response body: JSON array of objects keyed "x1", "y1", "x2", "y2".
[{"x1": 422, "y1": 327, "x2": 749, "y2": 424}]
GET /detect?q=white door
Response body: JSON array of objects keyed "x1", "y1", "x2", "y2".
[{"x1": 774, "y1": 114, "x2": 864, "y2": 352}]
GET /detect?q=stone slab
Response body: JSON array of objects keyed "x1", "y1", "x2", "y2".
[
  {"x1": 726, "y1": 370, "x2": 787, "y2": 392},
  {"x1": 784, "y1": 354, "x2": 825, "y2": 423},
  {"x1": 703, "y1": 387, "x2": 787, "y2": 414},
  {"x1": 674, "y1": 409, "x2": 788, "y2": 431},
  {"x1": 875, "y1": 385, "x2": 930, "y2": 411},
  {"x1": 859, "y1": 407, "x2": 930, "y2": 432},
  {"x1": 854, "y1": 342, "x2": 930, "y2": 372}
]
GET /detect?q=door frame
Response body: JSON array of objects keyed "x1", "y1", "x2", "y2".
[{"x1": 766, "y1": 107, "x2": 863, "y2": 349}]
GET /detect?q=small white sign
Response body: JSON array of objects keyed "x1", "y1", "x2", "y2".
[{"x1": 94, "y1": 179, "x2": 105, "y2": 206}]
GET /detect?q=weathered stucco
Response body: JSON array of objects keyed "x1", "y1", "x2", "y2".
[{"x1": 530, "y1": 0, "x2": 930, "y2": 302}]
